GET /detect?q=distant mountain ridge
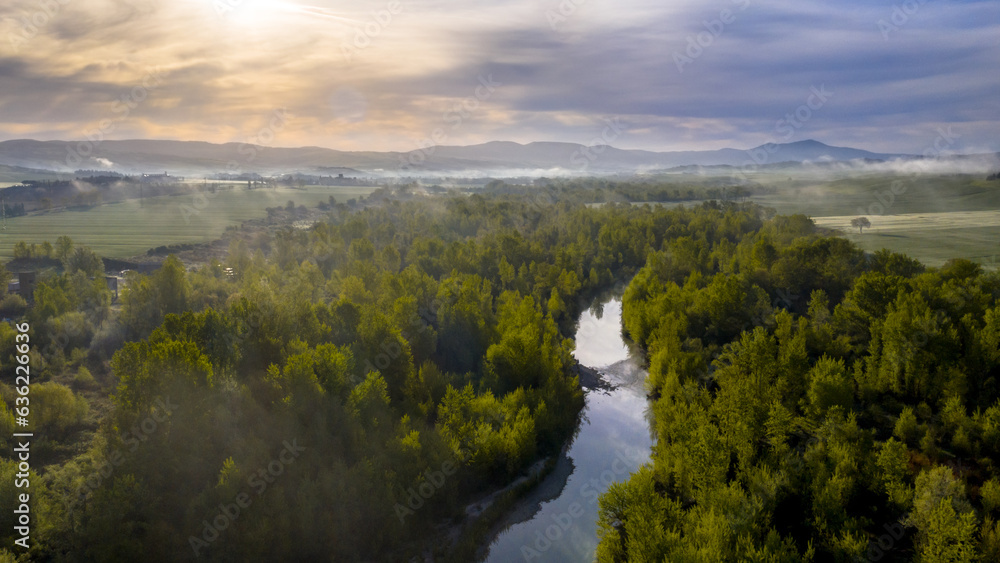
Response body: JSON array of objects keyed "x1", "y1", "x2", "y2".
[{"x1": 0, "y1": 138, "x2": 930, "y2": 177}]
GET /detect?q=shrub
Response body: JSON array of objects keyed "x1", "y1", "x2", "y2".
[
  {"x1": 0, "y1": 294, "x2": 27, "y2": 317},
  {"x1": 32, "y1": 382, "x2": 88, "y2": 438},
  {"x1": 74, "y1": 366, "x2": 96, "y2": 389},
  {"x1": 70, "y1": 347, "x2": 88, "y2": 366}
]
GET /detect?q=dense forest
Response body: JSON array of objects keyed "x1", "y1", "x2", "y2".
[
  {"x1": 485, "y1": 177, "x2": 761, "y2": 206},
  {"x1": 597, "y1": 215, "x2": 1000, "y2": 561},
  {"x1": 0, "y1": 191, "x2": 729, "y2": 561},
  {"x1": 1, "y1": 185, "x2": 997, "y2": 561}
]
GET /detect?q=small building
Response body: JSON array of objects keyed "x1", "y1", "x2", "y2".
[
  {"x1": 17, "y1": 272, "x2": 36, "y2": 300},
  {"x1": 105, "y1": 276, "x2": 119, "y2": 301}
]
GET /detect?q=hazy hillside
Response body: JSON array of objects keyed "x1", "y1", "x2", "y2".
[{"x1": 0, "y1": 138, "x2": 912, "y2": 177}]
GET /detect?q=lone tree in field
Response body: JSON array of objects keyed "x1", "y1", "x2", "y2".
[{"x1": 851, "y1": 217, "x2": 871, "y2": 234}]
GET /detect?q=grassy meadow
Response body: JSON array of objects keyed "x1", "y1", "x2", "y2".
[
  {"x1": 1, "y1": 170, "x2": 997, "y2": 268},
  {"x1": 0, "y1": 184, "x2": 378, "y2": 260},
  {"x1": 748, "y1": 173, "x2": 1000, "y2": 216},
  {"x1": 631, "y1": 172, "x2": 1000, "y2": 268},
  {"x1": 812, "y1": 212, "x2": 1000, "y2": 268},
  {"x1": 748, "y1": 173, "x2": 1000, "y2": 268}
]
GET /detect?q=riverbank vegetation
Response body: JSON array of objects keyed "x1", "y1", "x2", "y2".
[
  {"x1": 4, "y1": 177, "x2": 997, "y2": 561},
  {"x1": 0, "y1": 193, "x2": 766, "y2": 561},
  {"x1": 598, "y1": 212, "x2": 1000, "y2": 561}
]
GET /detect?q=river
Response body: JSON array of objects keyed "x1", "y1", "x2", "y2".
[{"x1": 483, "y1": 297, "x2": 655, "y2": 562}]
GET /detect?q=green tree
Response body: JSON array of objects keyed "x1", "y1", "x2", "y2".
[
  {"x1": 805, "y1": 356, "x2": 853, "y2": 419},
  {"x1": 909, "y1": 466, "x2": 978, "y2": 562},
  {"x1": 65, "y1": 246, "x2": 104, "y2": 276},
  {"x1": 850, "y1": 216, "x2": 871, "y2": 234},
  {"x1": 32, "y1": 382, "x2": 88, "y2": 439},
  {"x1": 12, "y1": 241, "x2": 30, "y2": 259},
  {"x1": 876, "y1": 438, "x2": 913, "y2": 507},
  {"x1": 0, "y1": 262, "x2": 9, "y2": 295},
  {"x1": 55, "y1": 235, "x2": 74, "y2": 261},
  {"x1": 153, "y1": 255, "x2": 190, "y2": 316}
]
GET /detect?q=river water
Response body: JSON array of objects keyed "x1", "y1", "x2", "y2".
[{"x1": 483, "y1": 297, "x2": 655, "y2": 562}]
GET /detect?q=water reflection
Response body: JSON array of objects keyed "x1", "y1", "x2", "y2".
[
  {"x1": 573, "y1": 300, "x2": 632, "y2": 370},
  {"x1": 484, "y1": 297, "x2": 654, "y2": 563}
]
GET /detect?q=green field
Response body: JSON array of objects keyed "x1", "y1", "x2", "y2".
[
  {"x1": 3, "y1": 171, "x2": 999, "y2": 268},
  {"x1": 837, "y1": 228, "x2": 1000, "y2": 269},
  {"x1": 748, "y1": 174, "x2": 1000, "y2": 217},
  {"x1": 626, "y1": 172, "x2": 1000, "y2": 269},
  {"x1": 744, "y1": 173, "x2": 1000, "y2": 269},
  {"x1": 0, "y1": 185, "x2": 378, "y2": 260},
  {"x1": 811, "y1": 212, "x2": 1000, "y2": 268}
]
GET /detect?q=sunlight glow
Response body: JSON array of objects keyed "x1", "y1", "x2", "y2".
[{"x1": 220, "y1": 0, "x2": 357, "y2": 28}]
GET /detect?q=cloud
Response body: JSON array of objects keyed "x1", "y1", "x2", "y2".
[{"x1": 0, "y1": 0, "x2": 996, "y2": 154}]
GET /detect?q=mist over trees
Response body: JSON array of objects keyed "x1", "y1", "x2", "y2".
[
  {"x1": 1, "y1": 181, "x2": 997, "y2": 561},
  {"x1": 1, "y1": 191, "x2": 748, "y2": 560}
]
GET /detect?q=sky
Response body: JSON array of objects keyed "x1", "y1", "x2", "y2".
[{"x1": 0, "y1": 0, "x2": 997, "y2": 154}]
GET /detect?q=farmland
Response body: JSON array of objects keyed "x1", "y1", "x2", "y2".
[
  {"x1": 811, "y1": 211, "x2": 1000, "y2": 268},
  {"x1": 745, "y1": 172, "x2": 1000, "y2": 268},
  {"x1": 0, "y1": 184, "x2": 378, "y2": 260},
  {"x1": 1, "y1": 170, "x2": 997, "y2": 268},
  {"x1": 621, "y1": 172, "x2": 1000, "y2": 268},
  {"x1": 749, "y1": 173, "x2": 1000, "y2": 217}
]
